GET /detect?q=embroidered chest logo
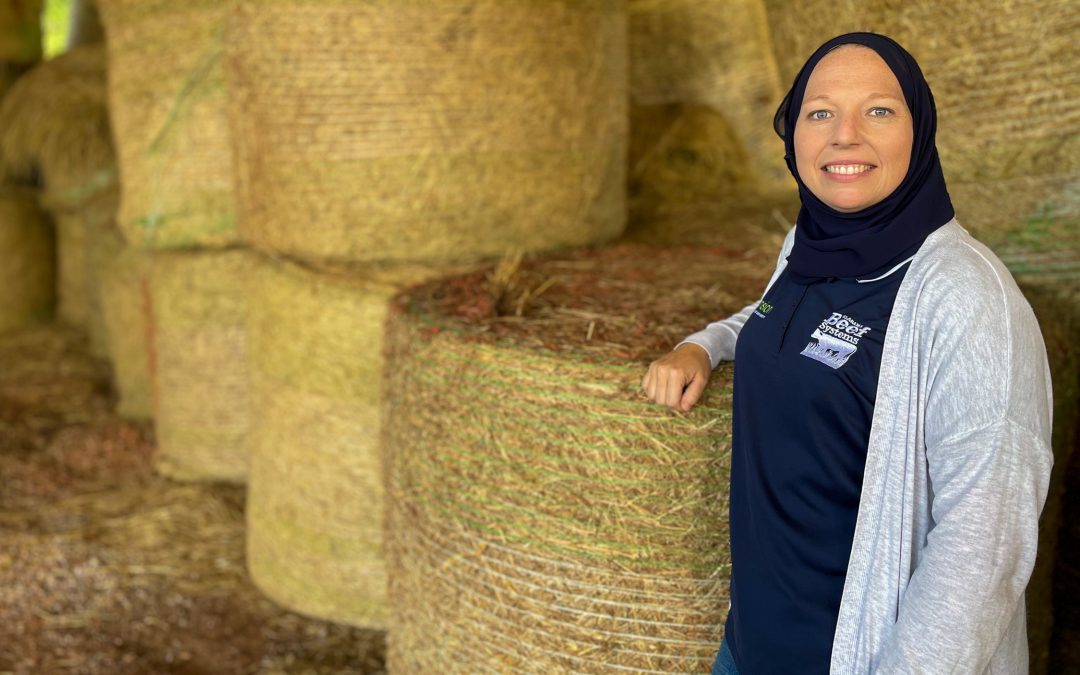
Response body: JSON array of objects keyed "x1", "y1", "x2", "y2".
[
  {"x1": 800, "y1": 312, "x2": 872, "y2": 370},
  {"x1": 754, "y1": 300, "x2": 774, "y2": 319}
]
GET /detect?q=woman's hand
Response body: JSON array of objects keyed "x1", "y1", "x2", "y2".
[{"x1": 641, "y1": 343, "x2": 712, "y2": 412}]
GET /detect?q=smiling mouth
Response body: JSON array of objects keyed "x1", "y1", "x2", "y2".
[{"x1": 822, "y1": 164, "x2": 875, "y2": 175}]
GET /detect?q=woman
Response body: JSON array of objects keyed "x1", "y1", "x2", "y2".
[{"x1": 641, "y1": 33, "x2": 1053, "y2": 674}]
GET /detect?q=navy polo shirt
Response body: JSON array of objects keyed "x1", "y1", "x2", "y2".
[{"x1": 723, "y1": 259, "x2": 910, "y2": 674}]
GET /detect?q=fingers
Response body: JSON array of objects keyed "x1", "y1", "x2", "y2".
[
  {"x1": 680, "y1": 373, "x2": 707, "y2": 412},
  {"x1": 642, "y1": 346, "x2": 712, "y2": 412}
]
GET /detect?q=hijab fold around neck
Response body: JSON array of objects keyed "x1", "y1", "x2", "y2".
[{"x1": 774, "y1": 32, "x2": 954, "y2": 280}]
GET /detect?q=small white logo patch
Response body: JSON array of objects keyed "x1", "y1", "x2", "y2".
[{"x1": 800, "y1": 312, "x2": 871, "y2": 370}]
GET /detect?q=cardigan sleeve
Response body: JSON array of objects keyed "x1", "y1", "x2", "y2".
[
  {"x1": 675, "y1": 226, "x2": 796, "y2": 368},
  {"x1": 874, "y1": 249, "x2": 1054, "y2": 672}
]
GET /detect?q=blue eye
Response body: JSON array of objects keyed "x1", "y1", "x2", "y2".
[
  {"x1": 808, "y1": 110, "x2": 831, "y2": 120},
  {"x1": 869, "y1": 107, "x2": 893, "y2": 117}
]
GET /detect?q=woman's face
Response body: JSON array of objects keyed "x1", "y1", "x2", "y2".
[{"x1": 794, "y1": 45, "x2": 913, "y2": 212}]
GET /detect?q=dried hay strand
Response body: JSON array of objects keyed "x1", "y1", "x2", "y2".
[
  {"x1": 246, "y1": 257, "x2": 447, "y2": 628},
  {"x1": 384, "y1": 244, "x2": 773, "y2": 673},
  {"x1": 0, "y1": 186, "x2": 54, "y2": 334},
  {"x1": 762, "y1": 0, "x2": 1080, "y2": 244},
  {"x1": 626, "y1": 101, "x2": 800, "y2": 253},
  {"x1": 98, "y1": 0, "x2": 236, "y2": 249},
  {"x1": 97, "y1": 231, "x2": 153, "y2": 420},
  {"x1": 629, "y1": 0, "x2": 794, "y2": 242},
  {"x1": 226, "y1": 0, "x2": 627, "y2": 265},
  {"x1": 149, "y1": 249, "x2": 254, "y2": 482}
]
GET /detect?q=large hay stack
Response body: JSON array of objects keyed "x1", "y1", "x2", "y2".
[
  {"x1": 762, "y1": 0, "x2": 1080, "y2": 249},
  {"x1": 0, "y1": 186, "x2": 53, "y2": 333},
  {"x1": 225, "y1": 0, "x2": 627, "y2": 264},
  {"x1": 628, "y1": 0, "x2": 797, "y2": 249},
  {"x1": 384, "y1": 245, "x2": 771, "y2": 672},
  {"x1": 99, "y1": 0, "x2": 236, "y2": 249},
  {"x1": 149, "y1": 250, "x2": 253, "y2": 482},
  {"x1": 246, "y1": 257, "x2": 443, "y2": 628}
]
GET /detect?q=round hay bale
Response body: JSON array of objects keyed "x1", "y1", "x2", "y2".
[
  {"x1": 149, "y1": 249, "x2": 253, "y2": 482},
  {"x1": 384, "y1": 245, "x2": 772, "y2": 672},
  {"x1": 0, "y1": 44, "x2": 113, "y2": 205},
  {"x1": 225, "y1": 0, "x2": 627, "y2": 264},
  {"x1": 246, "y1": 256, "x2": 447, "y2": 627},
  {"x1": 629, "y1": 0, "x2": 791, "y2": 206},
  {"x1": 762, "y1": 0, "x2": 1080, "y2": 245},
  {"x1": 0, "y1": 186, "x2": 54, "y2": 333},
  {"x1": 627, "y1": 101, "x2": 799, "y2": 254},
  {"x1": 98, "y1": 0, "x2": 236, "y2": 249}
]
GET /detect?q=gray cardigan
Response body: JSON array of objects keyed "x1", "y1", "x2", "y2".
[{"x1": 681, "y1": 219, "x2": 1053, "y2": 674}]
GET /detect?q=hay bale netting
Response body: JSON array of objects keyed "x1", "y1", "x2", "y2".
[
  {"x1": 246, "y1": 257, "x2": 447, "y2": 627},
  {"x1": 384, "y1": 245, "x2": 773, "y2": 672},
  {"x1": 0, "y1": 187, "x2": 54, "y2": 333},
  {"x1": 628, "y1": 0, "x2": 797, "y2": 245},
  {"x1": 98, "y1": 0, "x2": 236, "y2": 249},
  {"x1": 149, "y1": 249, "x2": 253, "y2": 482},
  {"x1": 762, "y1": 0, "x2": 1080, "y2": 248},
  {"x1": 226, "y1": 0, "x2": 627, "y2": 265}
]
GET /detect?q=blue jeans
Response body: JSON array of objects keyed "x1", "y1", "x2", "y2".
[{"x1": 710, "y1": 637, "x2": 739, "y2": 675}]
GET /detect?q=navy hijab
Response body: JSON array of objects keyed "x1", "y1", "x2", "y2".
[{"x1": 774, "y1": 32, "x2": 954, "y2": 280}]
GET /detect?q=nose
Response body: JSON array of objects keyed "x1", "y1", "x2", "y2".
[{"x1": 831, "y1": 112, "x2": 861, "y2": 147}]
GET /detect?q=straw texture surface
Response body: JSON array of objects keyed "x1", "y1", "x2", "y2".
[
  {"x1": 762, "y1": 0, "x2": 1080, "y2": 245},
  {"x1": 628, "y1": 0, "x2": 797, "y2": 250},
  {"x1": 149, "y1": 249, "x2": 253, "y2": 482},
  {"x1": 246, "y1": 256, "x2": 445, "y2": 628},
  {"x1": 99, "y1": 0, "x2": 235, "y2": 249},
  {"x1": 0, "y1": 187, "x2": 53, "y2": 334},
  {"x1": 384, "y1": 245, "x2": 772, "y2": 672},
  {"x1": 226, "y1": 0, "x2": 627, "y2": 264}
]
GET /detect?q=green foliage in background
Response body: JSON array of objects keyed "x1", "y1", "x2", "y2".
[{"x1": 42, "y1": 0, "x2": 71, "y2": 57}]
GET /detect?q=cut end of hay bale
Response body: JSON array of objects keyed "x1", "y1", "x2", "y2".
[{"x1": 384, "y1": 244, "x2": 775, "y2": 672}]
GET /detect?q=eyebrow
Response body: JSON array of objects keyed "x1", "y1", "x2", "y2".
[{"x1": 802, "y1": 93, "x2": 904, "y2": 105}]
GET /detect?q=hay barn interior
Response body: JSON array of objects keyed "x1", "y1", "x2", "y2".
[{"x1": 0, "y1": 0, "x2": 1077, "y2": 672}]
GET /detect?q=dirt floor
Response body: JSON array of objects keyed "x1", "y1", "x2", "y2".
[{"x1": 0, "y1": 325, "x2": 385, "y2": 675}]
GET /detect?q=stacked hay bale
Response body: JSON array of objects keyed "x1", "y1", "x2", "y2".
[
  {"x1": 148, "y1": 250, "x2": 254, "y2": 483},
  {"x1": 763, "y1": 5, "x2": 1079, "y2": 669},
  {"x1": 0, "y1": 44, "x2": 153, "y2": 420},
  {"x1": 628, "y1": 0, "x2": 797, "y2": 253},
  {"x1": 245, "y1": 258, "x2": 444, "y2": 626},
  {"x1": 384, "y1": 245, "x2": 771, "y2": 672},
  {"x1": 226, "y1": 0, "x2": 627, "y2": 264},
  {"x1": 0, "y1": 185, "x2": 53, "y2": 334},
  {"x1": 99, "y1": 0, "x2": 236, "y2": 249},
  {"x1": 225, "y1": 0, "x2": 629, "y2": 627},
  {"x1": 762, "y1": 0, "x2": 1080, "y2": 250},
  {"x1": 99, "y1": 0, "x2": 252, "y2": 465},
  {"x1": 0, "y1": 0, "x2": 42, "y2": 97}
]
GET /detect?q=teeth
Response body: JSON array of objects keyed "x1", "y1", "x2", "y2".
[{"x1": 825, "y1": 164, "x2": 873, "y2": 175}]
